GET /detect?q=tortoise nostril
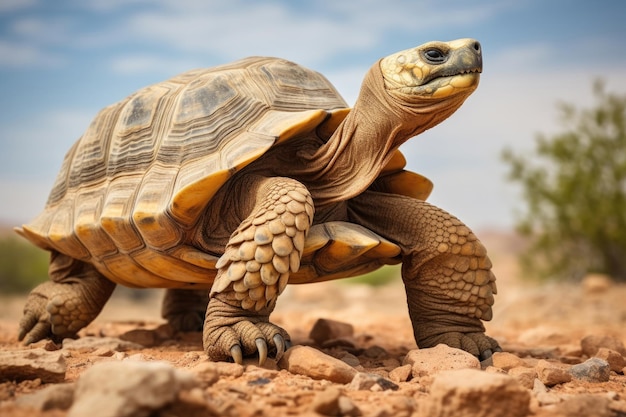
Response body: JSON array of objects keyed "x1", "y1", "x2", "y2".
[{"x1": 473, "y1": 42, "x2": 481, "y2": 53}]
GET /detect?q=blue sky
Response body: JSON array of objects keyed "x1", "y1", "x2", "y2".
[{"x1": 1, "y1": 0, "x2": 625, "y2": 230}]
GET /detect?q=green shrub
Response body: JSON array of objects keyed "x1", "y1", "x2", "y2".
[{"x1": 0, "y1": 235, "x2": 49, "y2": 293}]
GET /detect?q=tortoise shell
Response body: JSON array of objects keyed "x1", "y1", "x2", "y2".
[{"x1": 19, "y1": 56, "x2": 433, "y2": 288}]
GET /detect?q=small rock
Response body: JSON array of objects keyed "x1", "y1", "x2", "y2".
[
  {"x1": 532, "y1": 378, "x2": 547, "y2": 394},
  {"x1": 389, "y1": 364, "x2": 412, "y2": 383},
  {"x1": 508, "y1": 366, "x2": 538, "y2": 389},
  {"x1": 594, "y1": 347, "x2": 625, "y2": 373},
  {"x1": 423, "y1": 369, "x2": 530, "y2": 417},
  {"x1": 189, "y1": 362, "x2": 220, "y2": 386},
  {"x1": 535, "y1": 360, "x2": 572, "y2": 386},
  {"x1": 338, "y1": 396, "x2": 360, "y2": 417},
  {"x1": 491, "y1": 352, "x2": 528, "y2": 371},
  {"x1": 349, "y1": 372, "x2": 398, "y2": 391},
  {"x1": 518, "y1": 325, "x2": 570, "y2": 346},
  {"x1": 0, "y1": 349, "x2": 66, "y2": 383},
  {"x1": 554, "y1": 394, "x2": 613, "y2": 417},
  {"x1": 309, "y1": 387, "x2": 342, "y2": 416},
  {"x1": 340, "y1": 352, "x2": 360, "y2": 367},
  {"x1": 569, "y1": 358, "x2": 610, "y2": 382},
  {"x1": 580, "y1": 335, "x2": 626, "y2": 357},
  {"x1": 92, "y1": 347, "x2": 115, "y2": 357},
  {"x1": 581, "y1": 273, "x2": 613, "y2": 294},
  {"x1": 119, "y1": 329, "x2": 158, "y2": 347},
  {"x1": 363, "y1": 345, "x2": 387, "y2": 359},
  {"x1": 68, "y1": 360, "x2": 198, "y2": 417},
  {"x1": 403, "y1": 344, "x2": 480, "y2": 377},
  {"x1": 278, "y1": 345, "x2": 357, "y2": 383},
  {"x1": 62, "y1": 336, "x2": 143, "y2": 352},
  {"x1": 15, "y1": 382, "x2": 75, "y2": 410},
  {"x1": 309, "y1": 318, "x2": 354, "y2": 344}
]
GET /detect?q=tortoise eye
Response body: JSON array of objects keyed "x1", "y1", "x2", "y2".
[{"x1": 423, "y1": 48, "x2": 446, "y2": 64}]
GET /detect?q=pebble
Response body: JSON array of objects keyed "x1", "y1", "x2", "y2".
[
  {"x1": 580, "y1": 335, "x2": 626, "y2": 357},
  {"x1": 340, "y1": 352, "x2": 360, "y2": 367},
  {"x1": 278, "y1": 345, "x2": 357, "y2": 383},
  {"x1": 119, "y1": 328, "x2": 158, "y2": 347},
  {"x1": 491, "y1": 352, "x2": 528, "y2": 371},
  {"x1": 348, "y1": 372, "x2": 398, "y2": 391},
  {"x1": 594, "y1": 347, "x2": 625, "y2": 373},
  {"x1": 403, "y1": 344, "x2": 480, "y2": 377},
  {"x1": 68, "y1": 360, "x2": 198, "y2": 417},
  {"x1": 309, "y1": 318, "x2": 354, "y2": 344},
  {"x1": 581, "y1": 273, "x2": 613, "y2": 294},
  {"x1": 507, "y1": 366, "x2": 538, "y2": 389},
  {"x1": 309, "y1": 387, "x2": 341, "y2": 415},
  {"x1": 535, "y1": 359, "x2": 572, "y2": 386},
  {"x1": 15, "y1": 382, "x2": 75, "y2": 410},
  {"x1": 0, "y1": 349, "x2": 66, "y2": 383},
  {"x1": 569, "y1": 358, "x2": 610, "y2": 382},
  {"x1": 62, "y1": 336, "x2": 143, "y2": 352},
  {"x1": 423, "y1": 369, "x2": 531, "y2": 417},
  {"x1": 554, "y1": 394, "x2": 613, "y2": 417},
  {"x1": 388, "y1": 364, "x2": 412, "y2": 383}
]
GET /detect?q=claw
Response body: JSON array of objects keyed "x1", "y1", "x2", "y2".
[
  {"x1": 479, "y1": 349, "x2": 494, "y2": 361},
  {"x1": 273, "y1": 334, "x2": 285, "y2": 362},
  {"x1": 256, "y1": 338, "x2": 268, "y2": 366},
  {"x1": 230, "y1": 344, "x2": 243, "y2": 365}
]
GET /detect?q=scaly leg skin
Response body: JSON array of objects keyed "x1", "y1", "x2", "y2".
[
  {"x1": 162, "y1": 289, "x2": 208, "y2": 332},
  {"x1": 349, "y1": 191, "x2": 501, "y2": 360},
  {"x1": 203, "y1": 177, "x2": 314, "y2": 364},
  {"x1": 19, "y1": 251, "x2": 116, "y2": 345}
]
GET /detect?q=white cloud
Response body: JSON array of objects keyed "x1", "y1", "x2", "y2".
[
  {"x1": 0, "y1": 39, "x2": 65, "y2": 68},
  {"x1": 0, "y1": 0, "x2": 38, "y2": 12}
]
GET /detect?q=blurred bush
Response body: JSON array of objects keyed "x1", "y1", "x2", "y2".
[
  {"x1": 0, "y1": 235, "x2": 49, "y2": 293},
  {"x1": 502, "y1": 80, "x2": 626, "y2": 281},
  {"x1": 342, "y1": 264, "x2": 401, "y2": 286}
]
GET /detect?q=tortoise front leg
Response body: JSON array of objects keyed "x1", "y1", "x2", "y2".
[
  {"x1": 203, "y1": 176, "x2": 314, "y2": 364},
  {"x1": 19, "y1": 252, "x2": 116, "y2": 344},
  {"x1": 349, "y1": 191, "x2": 500, "y2": 359}
]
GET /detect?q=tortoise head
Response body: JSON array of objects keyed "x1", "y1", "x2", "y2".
[{"x1": 380, "y1": 38, "x2": 482, "y2": 101}]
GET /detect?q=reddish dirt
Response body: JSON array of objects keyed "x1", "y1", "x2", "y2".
[{"x1": 1, "y1": 232, "x2": 625, "y2": 416}]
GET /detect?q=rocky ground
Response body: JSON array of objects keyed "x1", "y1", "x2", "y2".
[{"x1": 1, "y1": 232, "x2": 625, "y2": 417}]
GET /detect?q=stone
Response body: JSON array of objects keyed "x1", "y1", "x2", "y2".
[
  {"x1": 491, "y1": 352, "x2": 528, "y2": 371},
  {"x1": 348, "y1": 372, "x2": 398, "y2": 391},
  {"x1": 62, "y1": 336, "x2": 143, "y2": 352},
  {"x1": 189, "y1": 362, "x2": 220, "y2": 386},
  {"x1": 581, "y1": 273, "x2": 613, "y2": 294},
  {"x1": 0, "y1": 349, "x2": 66, "y2": 383},
  {"x1": 15, "y1": 382, "x2": 75, "y2": 410},
  {"x1": 119, "y1": 329, "x2": 158, "y2": 347},
  {"x1": 569, "y1": 358, "x2": 610, "y2": 382},
  {"x1": 278, "y1": 345, "x2": 357, "y2": 383},
  {"x1": 309, "y1": 387, "x2": 342, "y2": 416},
  {"x1": 363, "y1": 345, "x2": 387, "y2": 358},
  {"x1": 580, "y1": 335, "x2": 626, "y2": 357},
  {"x1": 309, "y1": 318, "x2": 354, "y2": 344},
  {"x1": 535, "y1": 359, "x2": 572, "y2": 386},
  {"x1": 389, "y1": 364, "x2": 412, "y2": 383},
  {"x1": 554, "y1": 394, "x2": 613, "y2": 417},
  {"x1": 594, "y1": 347, "x2": 625, "y2": 373},
  {"x1": 403, "y1": 344, "x2": 480, "y2": 377},
  {"x1": 340, "y1": 352, "x2": 361, "y2": 367},
  {"x1": 508, "y1": 366, "x2": 537, "y2": 389},
  {"x1": 423, "y1": 369, "x2": 531, "y2": 417},
  {"x1": 68, "y1": 360, "x2": 198, "y2": 417}
]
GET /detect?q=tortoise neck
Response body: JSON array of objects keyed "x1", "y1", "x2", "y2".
[{"x1": 299, "y1": 61, "x2": 467, "y2": 207}]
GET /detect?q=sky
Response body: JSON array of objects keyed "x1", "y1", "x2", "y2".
[{"x1": 1, "y1": 0, "x2": 625, "y2": 232}]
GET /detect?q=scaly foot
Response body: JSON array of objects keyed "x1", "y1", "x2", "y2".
[{"x1": 203, "y1": 295, "x2": 290, "y2": 365}]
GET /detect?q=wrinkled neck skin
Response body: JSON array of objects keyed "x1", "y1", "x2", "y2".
[{"x1": 291, "y1": 61, "x2": 474, "y2": 207}]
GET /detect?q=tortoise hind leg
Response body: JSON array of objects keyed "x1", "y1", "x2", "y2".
[
  {"x1": 162, "y1": 289, "x2": 208, "y2": 332},
  {"x1": 19, "y1": 251, "x2": 116, "y2": 344},
  {"x1": 203, "y1": 176, "x2": 313, "y2": 364}
]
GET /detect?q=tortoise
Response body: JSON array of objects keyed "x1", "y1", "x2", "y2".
[{"x1": 16, "y1": 38, "x2": 500, "y2": 364}]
